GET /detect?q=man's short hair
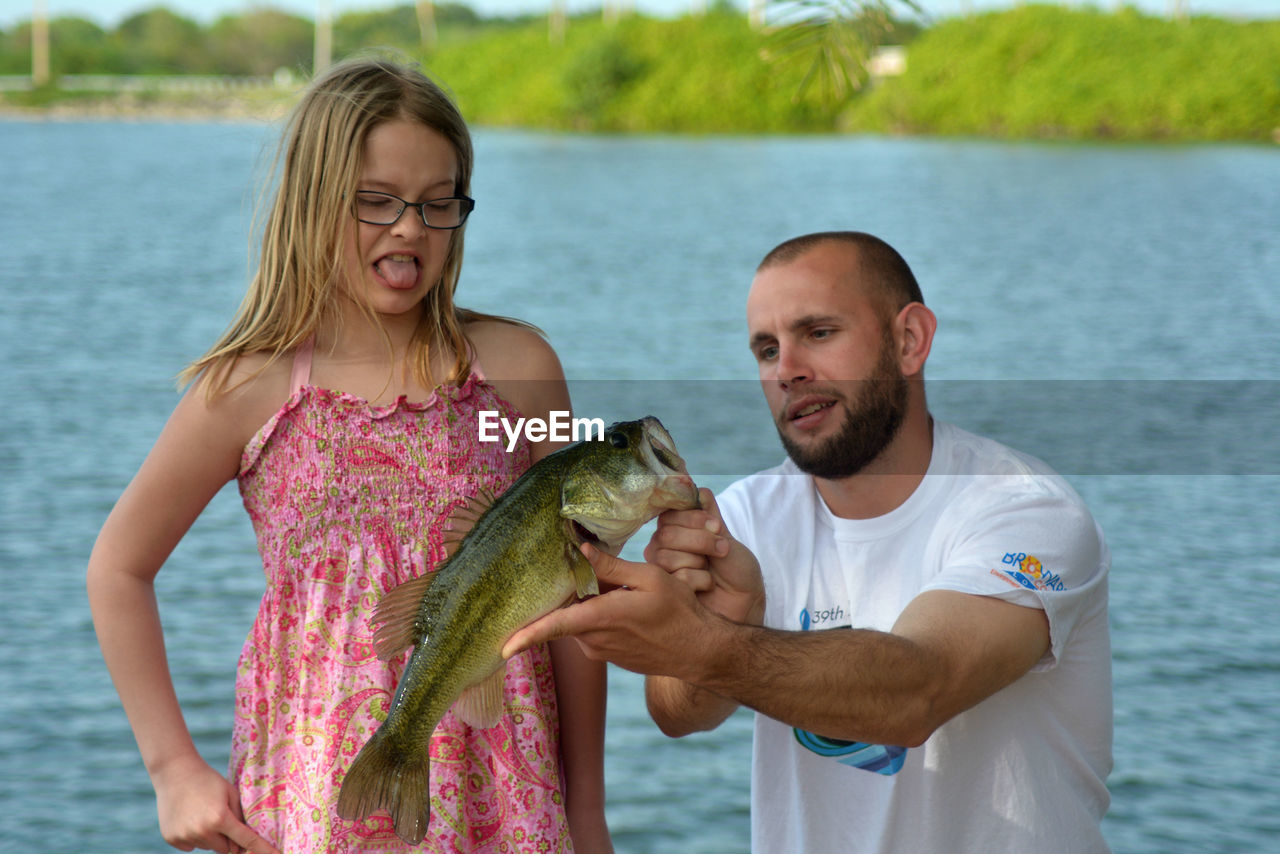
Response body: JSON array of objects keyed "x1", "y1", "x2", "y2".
[{"x1": 758, "y1": 231, "x2": 925, "y2": 311}]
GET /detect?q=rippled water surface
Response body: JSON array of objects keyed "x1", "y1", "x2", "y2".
[{"x1": 1, "y1": 119, "x2": 1277, "y2": 852}]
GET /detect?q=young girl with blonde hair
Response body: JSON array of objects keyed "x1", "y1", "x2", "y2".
[{"x1": 88, "y1": 57, "x2": 612, "y2": 854}]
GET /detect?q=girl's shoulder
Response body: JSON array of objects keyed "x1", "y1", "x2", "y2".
[
  {"x1": 462, "y1": 317, "x2": 569, "y2": 422},
  {"x1": 463, "y1": 316, "x2": 564, "y2": 384},
  {"x1": 195, "y1": 349, "x2": 297, "y2": 448}
]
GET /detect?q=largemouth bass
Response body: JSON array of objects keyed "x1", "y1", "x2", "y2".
[{"x1": 336, "y1": 416, "x2": 700, "y2": 843}]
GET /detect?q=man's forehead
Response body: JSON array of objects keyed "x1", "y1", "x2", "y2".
[{"x1": 747, "y1": 251, "x2": 868, "y2": 328}]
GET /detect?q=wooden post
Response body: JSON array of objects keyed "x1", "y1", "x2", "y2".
[
  {"x1": 32, "y1": 0, "x2": 50, "y2": 87},
  {"x1": 416, "y1": 0, "x2": 438, "y2": 52},
  {"x1": 549, "y1": 0, "x2": 566, "y2": 45},
  {"x1": 314, "y1": 0, "x2": 333, "y2": 75}
]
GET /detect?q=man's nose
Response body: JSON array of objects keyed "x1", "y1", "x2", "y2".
[{"x1": 775, "y1": 344, "x2": 811, "y2": 388}]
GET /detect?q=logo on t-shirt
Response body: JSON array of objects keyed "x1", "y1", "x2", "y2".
[
  {"x1": 995, "y1": 552, "x2": 1066, "y2": 592},
  {"x1": 792, "y1": 613, "x2": 908, "y2": 775},
  {"x1": 793, "y1": 729, "x2": 908, "y2": 775}
]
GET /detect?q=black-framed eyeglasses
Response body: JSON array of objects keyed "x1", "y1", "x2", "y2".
[{"x1": 353, "y1": 190, "x2": 475, "y2": 230}]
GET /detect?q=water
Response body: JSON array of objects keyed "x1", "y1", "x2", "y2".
[{"x1": 1, "y1": 118, "x2": 1277, "y2": 852}]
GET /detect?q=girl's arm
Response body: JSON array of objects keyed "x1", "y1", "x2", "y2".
[
  {"x1": 87, "y1": 361, "x2": 286, "y2": 854},
  {"x1": 550, "y1": 639, "x2": 613, "y2": 853},
  {"x1": 471, "y1": 321, "x2": 614, "y2": 852}
]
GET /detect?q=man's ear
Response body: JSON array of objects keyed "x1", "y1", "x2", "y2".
[{"x1": 895, "y1": 302, "x2": 936, "y2": 378}]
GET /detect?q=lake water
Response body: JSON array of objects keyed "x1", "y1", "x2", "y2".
[{"x1": 1, "y1": 118, "x2": 1277, "y2": 853}]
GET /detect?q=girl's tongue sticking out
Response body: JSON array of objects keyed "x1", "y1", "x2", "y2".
[{"x1": 376, "y1": 254, "x2": 419, "y2": 289}]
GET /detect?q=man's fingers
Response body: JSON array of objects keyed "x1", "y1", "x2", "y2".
[
  {"x1": 671, "y1": 567, "x2": 714, "y2": 592},
  {"x1": 697, "y1": 488, "x2": 728, "y2": 526},
  {"x1": 503, "y1": 548, "x2": 667, "y2": 658},
  {"x1": 646, "y1": 544, "x2": 709, "y2": 573},
  {"x1": 649, "y1": 519, "x2": 729, "y2": 564},
  {"x1": 504, "y1": 608, "x2": 577, "y2": 659}
]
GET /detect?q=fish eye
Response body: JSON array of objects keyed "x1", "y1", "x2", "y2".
[{"x1": 609, "y1": 431, "x2": 629, "y2": 449}]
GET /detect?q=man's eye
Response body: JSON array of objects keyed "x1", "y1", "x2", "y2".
[{"x1": 757, "y1": 346, "x2": 778, "y2": 361}]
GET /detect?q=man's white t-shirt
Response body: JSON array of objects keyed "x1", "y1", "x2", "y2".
[{"x1": 717, "y1": 420, "x2": 1112, "y2": 854}]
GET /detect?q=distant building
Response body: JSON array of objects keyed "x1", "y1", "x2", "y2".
[{"x1": 868, "y1": 46, "x2": 907, "y2": 79}]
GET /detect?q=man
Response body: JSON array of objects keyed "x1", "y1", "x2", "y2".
[{"x1": 505, "y1": 232, "x2": 1113, "y2": 853}]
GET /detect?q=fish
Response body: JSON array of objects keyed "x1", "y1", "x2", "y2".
[{"x1": 336, "y1": 415, "x2": 700, "y2": 843}]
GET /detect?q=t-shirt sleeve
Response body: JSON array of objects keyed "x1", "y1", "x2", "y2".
[{"x1": 920, "y1": 481, "x2": 1109, "y2": 671}]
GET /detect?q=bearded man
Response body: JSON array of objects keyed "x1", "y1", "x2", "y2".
[{"x1": 507, "y1": 231, "x2": 1114, "y2": 854}]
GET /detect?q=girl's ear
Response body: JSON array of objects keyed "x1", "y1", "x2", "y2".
[{"x1": 894, "y1": 302, "x2": 936, "y2": 378}]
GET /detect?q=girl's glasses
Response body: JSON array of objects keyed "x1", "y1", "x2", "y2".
[{"x1": 354, "y1": 190, "x2": 475, "y2": 230}]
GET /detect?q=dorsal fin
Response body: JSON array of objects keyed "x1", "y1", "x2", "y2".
[{"x1": 371, "y1": 573, "x2": 436, "y2": 661}]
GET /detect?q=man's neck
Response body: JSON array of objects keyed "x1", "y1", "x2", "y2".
[{"x1": 813, "y1": 414, "x2": 934, "y2": 520}]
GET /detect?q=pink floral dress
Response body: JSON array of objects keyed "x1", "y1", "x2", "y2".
[{"x1": 231, "y1": 340, "x2": 573, "y2": 853}]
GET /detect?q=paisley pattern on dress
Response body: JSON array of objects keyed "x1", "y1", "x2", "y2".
[{"x1": 232, "y1": 372, "x2": 573, "y2": 853}]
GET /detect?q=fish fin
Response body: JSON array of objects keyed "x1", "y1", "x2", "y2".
[
  {"x1": 337, "y1": 728, "x2": 431, "y2": 845},
  {"x1": 442, "y1": 491, "x2": 496, "y2": 553},
  {"x1": 372, "y1": 574, "x2": 435, "y2": 661},
  {"x1": 566, "y1": 540, "x2": 600, "y2": 599},
  {"x1": 440, "y1": 530, "x2": 464, "y2": 559},
  {"x1": 454, "y1": 665, "x2": 506, "y2": 729}
]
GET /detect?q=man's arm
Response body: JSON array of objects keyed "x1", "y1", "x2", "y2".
[
  {"x1": 506, "y1": 550, "x2": 1049, "y2": 748},
  {"x1": 644, "y1": 675, "x2": 739, "y2": 738},
  {"x1": 640, "y1": 491, "x2": 765, "y2": 737},
  {"x1": 680, "y1": 588, "x2": 1048, "y2": 746}
]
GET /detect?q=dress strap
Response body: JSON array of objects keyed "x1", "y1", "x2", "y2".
[{"x1": 290, "y1": 336, "x2": 314, "y2": 393}]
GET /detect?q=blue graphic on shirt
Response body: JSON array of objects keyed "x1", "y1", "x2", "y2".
[
  {"x1": 793, "y1": 730, "x2": 908, "y2": 775},
  {"x1": 793, "y1": 609, "x2": 908, "y2": 775}
]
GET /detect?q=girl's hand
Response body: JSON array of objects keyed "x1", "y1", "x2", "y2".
[{"x1": 153, "y1": 755, "x2": 282, "y2": 854}]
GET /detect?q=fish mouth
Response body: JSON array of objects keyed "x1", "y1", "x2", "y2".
[
  {"x1": 639, "y1": 417, "x2": 699, "y2": 511},
  {"x1": 570, "y1": 519, "x2": 601, "y2": 546},
  {"x1": 640, "y1": 417, "x2": 687, "y2": 474}
]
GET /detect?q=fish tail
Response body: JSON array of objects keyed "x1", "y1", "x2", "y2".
[{"x1": 336, "y1": 730, "x2": 431, "y2": 845}]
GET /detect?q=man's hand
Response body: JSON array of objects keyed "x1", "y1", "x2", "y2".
[
  {"x1": 503, "y1": 544, "x2": 723, "y2": 680},
  {"x1": 644, "y1": 488, "x2": 764, "y2": 626}
]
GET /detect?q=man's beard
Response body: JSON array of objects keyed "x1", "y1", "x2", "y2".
[{"x1": 775, "y1": 338, "x2": 909, "y2": 480}]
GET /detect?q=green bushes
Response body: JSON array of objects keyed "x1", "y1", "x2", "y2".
[
  {"x1": 425, "y1": 11, "x2": 836, "y2": 132},
  {"x1": 426, "y1": 5, "x2": 1277, "y2": 140},
  {"x1": 3, "y1": 3, "x2": 1274, "y2": 141},
  {"x1": 845, "y1": 5, "x2": 1280, "y2": 141}
]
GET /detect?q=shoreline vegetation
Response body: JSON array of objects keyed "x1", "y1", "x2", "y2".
[{"x1": 2, "y1": 4, "x2": 1277, "y2": 142}]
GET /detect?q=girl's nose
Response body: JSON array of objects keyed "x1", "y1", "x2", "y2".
[{"x1": 389, "y1": 205, "x2": 428, "y2": 239}]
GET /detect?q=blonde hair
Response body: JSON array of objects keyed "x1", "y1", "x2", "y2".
[{"x1": 183, "y1": 56, "x2": 511, "y2": 395}]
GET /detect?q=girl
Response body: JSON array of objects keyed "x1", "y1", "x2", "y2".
[{"x1": 88, "y1": 58, "x2": 613, "y2": 854}]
